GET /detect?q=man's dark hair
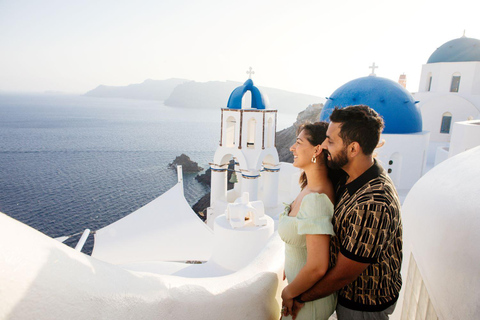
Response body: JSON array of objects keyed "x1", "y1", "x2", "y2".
[{"x1": 330, "y1": 105, "x2": 384, "y2": 155}]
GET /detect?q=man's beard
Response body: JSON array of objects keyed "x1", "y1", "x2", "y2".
[{"x1": 325, "y1": 147, "x2": 349, "y2": 170}]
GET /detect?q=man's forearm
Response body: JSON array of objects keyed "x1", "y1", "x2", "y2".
[
  {"x1": 298, "y1": 253, "x2": 370, "y2": 302},
  {"x1": 298, "y1": 267, "x2": 349, "y2": 301}
]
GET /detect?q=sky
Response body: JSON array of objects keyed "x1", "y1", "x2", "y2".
[{"x1": 0, "y1": 0, "x2": 478, "y2": 97}]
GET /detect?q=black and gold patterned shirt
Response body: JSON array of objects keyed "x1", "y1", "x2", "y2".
[{"x1": 330, "y1": 160, "x2": 402, "y2": 312}]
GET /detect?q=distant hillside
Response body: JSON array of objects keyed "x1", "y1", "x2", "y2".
[
  {"x1": 276, "y1": 103, "x2": 324, "y2": 162},
  {"x1": 84, "y1": 78, "x2": 189, "y2": 101},
  {"x1": 165, "y1": 80, "x2": 324, "y2": 114}
]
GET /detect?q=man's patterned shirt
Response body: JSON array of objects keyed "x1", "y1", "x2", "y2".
[{"x1": 330, "y1": 160, "x2": 402, "y2": 312}]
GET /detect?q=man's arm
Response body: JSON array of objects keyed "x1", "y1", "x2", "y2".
[{"x1": 298, "y1": 252, "x2": 369, "y2": 302}]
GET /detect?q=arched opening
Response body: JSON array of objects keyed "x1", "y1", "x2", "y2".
[
  {"x1": 226, "y1": 116, "x2": 236, "y2": 147},
  {"x1": 219, "y1": 154, "x2": 241, "y2": 202},
  {"x1": 247, "y1": 118, "x2": 256, "y2": 149},
  {"x1": 259, "y1": 153, "x2": 279, "y2": 207},
  {"x1": 426, "y1": 73, "x2": 433, "y2": 91},
  {"x1": 450, "y1": 72, "x2": 461, "y2": 93},
  {"x1": 267, "y1": 118, "x2": 273, "y2": 148},
  {"x1": 440, "y1": 112, "x2": 452, "y2": 134},
  {"x1": 242, "y1": 91, "x2": 252, "y2": 109}
]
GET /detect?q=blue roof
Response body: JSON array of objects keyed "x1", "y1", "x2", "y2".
[
  {"x1": 227, "y1": 79, "x2": 266, "y2": 110},
  {"x1": 427, "y1": 37, "x2": 480, "y2": 63},
  {"x1": 320, "y1": 76, "x2": 422, "y2": 134}
]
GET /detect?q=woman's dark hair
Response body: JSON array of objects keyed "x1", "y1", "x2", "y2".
[{"x1": 297, "y1": 121, "x2": 328, "y2": 189}]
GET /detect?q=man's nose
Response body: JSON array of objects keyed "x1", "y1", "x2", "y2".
[{"x1": 320, "y1": 139, "x2": 328, "y2": 150}]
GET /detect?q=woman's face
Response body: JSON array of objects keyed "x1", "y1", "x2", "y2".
[{"x1": 290, "y1": 129, "x2": 318, "y2": 169}]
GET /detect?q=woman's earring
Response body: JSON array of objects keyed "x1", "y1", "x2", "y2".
[{"x1": 311, "y1": 155, "x2": 317, "y2": 163}]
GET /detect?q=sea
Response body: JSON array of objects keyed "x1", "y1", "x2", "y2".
[{"x1": 0, "y1": 93, "x2": 296, "y2": 252}]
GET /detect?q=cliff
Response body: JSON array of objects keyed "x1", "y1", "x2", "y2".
[
  {"x1": 275, "y1": 103, "x2": 324, "y2": 162},
  {"x1": 84, "y1": 78, "x2": 189, "y2": 101},
  {"x1": 84, "y1": 78, "x2": 323, "y2": 114},
  {"x1": 165, "y1": 80, "x2": 323, "y2": 113}
]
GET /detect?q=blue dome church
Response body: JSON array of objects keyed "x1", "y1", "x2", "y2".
[{"x1": 320, "y1": 71, "x2": 430, "y2": 193}]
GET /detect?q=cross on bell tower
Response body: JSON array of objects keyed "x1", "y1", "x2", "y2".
[
  {"x1": 369, "y1": 62, "x2": 378, "y2": 76},
  {"x1": 246, "y1": 67, "x2": 255, "y2": 79}
]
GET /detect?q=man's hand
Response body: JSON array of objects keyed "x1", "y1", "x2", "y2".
[{"x1": 291, "y1": 299, "x2": 305, "y2": 320}]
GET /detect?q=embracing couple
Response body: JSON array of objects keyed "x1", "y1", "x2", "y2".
[{"x1": 279, "y1": 105, "x2": 402, "y2": 320}]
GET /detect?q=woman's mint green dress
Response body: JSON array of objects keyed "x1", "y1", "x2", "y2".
[{"x1": 278, "y1": 193, "x2": 337, "y2": 320}]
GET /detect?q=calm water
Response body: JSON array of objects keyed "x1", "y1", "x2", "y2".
[{"x1": 0, "y1": 93, "x2": 296, "y2": 249}]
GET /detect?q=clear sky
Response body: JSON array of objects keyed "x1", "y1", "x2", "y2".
[{"x1": 0, "y1": 0, "x2": 478, "y2": 97}]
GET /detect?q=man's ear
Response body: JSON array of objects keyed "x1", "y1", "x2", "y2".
[{"x1": 348, "y1": 142, "x2": 361, "y2": 157}]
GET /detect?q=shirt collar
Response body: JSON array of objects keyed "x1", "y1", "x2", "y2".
[{"x1": 341, "y1": 159, "x2": 384, "y2": 196}]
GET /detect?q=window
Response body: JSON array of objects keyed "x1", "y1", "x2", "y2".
[
  {"x1": 427, "y1": 75, "x2": 432, "y2": 92},
  {"x1": 450, "y1": 73, "x2": 461, "y2": 92},
  {"x1": 267, "y1": 118, "x2": 274, "y2": 148},
  {"x1": 226, "y1": 116, "x2": 236, "y2": 147},
  {"x1": 247, "y1": 118, "x2": 256, "y2": 149},
  {"x1": 440, "y1": 112, "x2": 452, "y2": 134}
]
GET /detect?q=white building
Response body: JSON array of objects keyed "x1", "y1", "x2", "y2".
[
  {"x1": 319, "y1": 35, "x2": 480, "y2": 319},
  {"x1": 413, "y1": 34, "x2": 480, "y2": 165},
  {"x1": 208, "y1": 79, "x2": 281, "y2": 228}
]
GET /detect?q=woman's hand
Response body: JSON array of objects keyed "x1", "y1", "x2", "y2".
[{"x1": 281, "y1": 287, "x2": 294, "y2": 317}]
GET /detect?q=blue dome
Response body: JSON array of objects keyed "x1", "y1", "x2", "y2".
[
  {"x1": 227, "y1": 79, "x2": 267, "y2": 109},
  {"x1": 320, "y1": 76, "x2": 422, "y2": 134},
  {"x1": 427, "y1": 37, "x2": 480, "y2": 63}
]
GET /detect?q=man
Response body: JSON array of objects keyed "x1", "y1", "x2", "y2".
[{"x1": 292, "y1": 105, "x2": 402, "y2": 320}]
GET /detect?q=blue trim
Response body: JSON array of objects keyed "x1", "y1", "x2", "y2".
[
  {"x1": 263, "y1": 167, "x2": 280, "y2": 172},
  {"x1": 227, "y1": 79, "x2": 266, "y2": 110},
  {"x1": 241, "y1": 173, "x2": 261, "y2": 178}
]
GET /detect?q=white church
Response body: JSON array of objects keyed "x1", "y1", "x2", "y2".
[{"x1": 1, "y1": 35, "x2": 480, "y2": 320}]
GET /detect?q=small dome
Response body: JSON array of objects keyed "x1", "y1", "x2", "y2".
[
  {"x1": 227, "y1": 79, "x2": 267, "y2": 110},
  {"x1": 320, "y1": 76, "x2": 422, "y2": 134},
  {"x1": 427, "y1": 37, "x2": 480, "y2": 64}
]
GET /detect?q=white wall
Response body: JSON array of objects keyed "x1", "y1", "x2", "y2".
[
  {"x1": 394, "y1": 146, "x2": 480, "y2": 320},
  {"x1": 418, "y1": 61, "x2": 480, "y2": 94},
  {"x1": 415, "y1": 93, "x2": 479, "y2": 143},
  {"x1": 376, "y1": 132, "x2": 429, "y2": 191},
  {"x1": 448, "y1": 120, "x2": 480, "y2": 157},
  {"x1": 0, "y1": 213, "x2": 285, "y2": 320}
]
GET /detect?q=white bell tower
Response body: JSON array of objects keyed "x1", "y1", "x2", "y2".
[{"x1": 206, "y1": 76, "x2": 280, "y2": 228}]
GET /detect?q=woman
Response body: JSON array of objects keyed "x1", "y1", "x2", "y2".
[{"x1": 278, "y1": 122, "x2": 336, "y2": 320}]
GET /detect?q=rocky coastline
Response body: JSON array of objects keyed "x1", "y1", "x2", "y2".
[{"x1": 169, "y1": 154, "x2": 203, "y2": 172}]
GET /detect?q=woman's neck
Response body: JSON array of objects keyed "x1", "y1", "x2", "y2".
[{"x1": 304, "y1": 164, "x2": 329, "y2": 191}]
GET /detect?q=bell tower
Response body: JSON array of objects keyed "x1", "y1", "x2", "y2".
[{"x1": 207, "y1": 76, "x2": 280, "y2": 228}]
